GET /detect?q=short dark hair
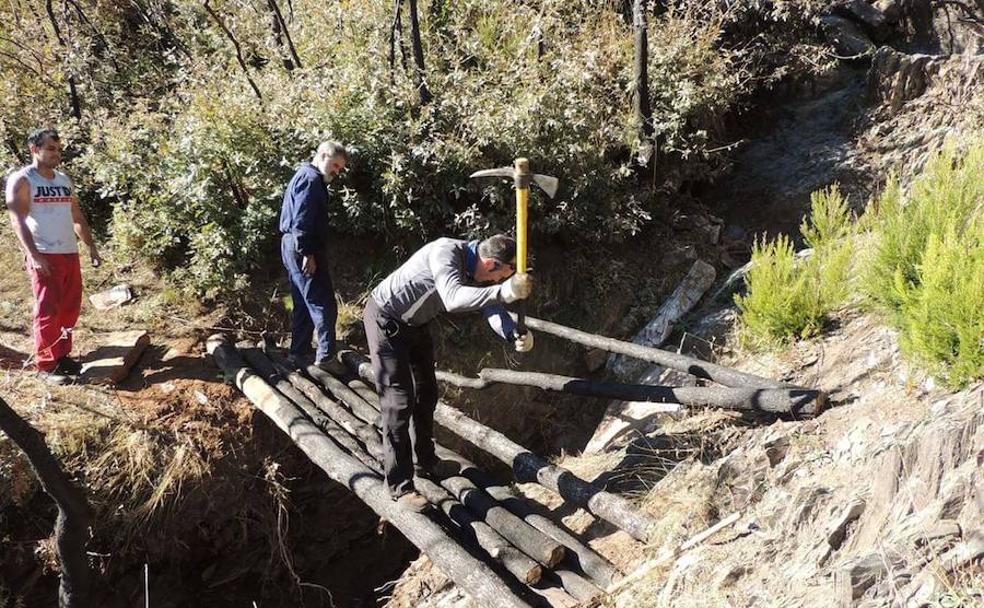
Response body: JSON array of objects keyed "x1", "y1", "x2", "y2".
[
  {"x1": 478, "y1": 234, "x2": 516, "y2": 264},
  {"x1": 27, "y1": 128, "x2": 59, "y2": 148}
]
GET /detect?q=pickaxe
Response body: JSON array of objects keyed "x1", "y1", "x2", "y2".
[{"x1": 470, "y1": 158, "x2": 559, "y2": 341}]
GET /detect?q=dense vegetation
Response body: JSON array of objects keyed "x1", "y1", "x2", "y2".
[
  {"x1": 738, "y1": 143, "x2": 984, "y2": 387},
  {"x1": 0, "y1": 0, "x2": 829, "y2": 296}
]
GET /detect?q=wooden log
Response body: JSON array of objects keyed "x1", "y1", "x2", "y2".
[
  {"x1": 255, "y1": 366, "x2": 548, "y2": 591},
  {"x1": 439, "y1": 470, "x2": 565, "y2": 568},
  {"x1": 436, "y1": 368, "x2": 824, "y2": 416},
  {"x1": 264, "y1": 350, "x2": 384, "y2": 454},
  {"x1": 0, "y1": 397, "x2": 91, "y2": 608},
  {"x1": 435, "y1": 446, "x2": 620, "y2": 590},
  {"x1": 414, "y1": 477, "x2": 546, "y2": 586},
  {"x1": 206, "y1": 336, "x2": 534, "y2": 608},
  {"x1": 305, "y1": 363, "x2": 380, "y2": 426},
  {"x1": 337, "y1": 349, "x2": 657, "y2": 541},
  {"x1": 273, "y1": 355, "x2": 571, "y2": 591},
  {"x1": 329, "y1": 370, "x2": 616, "y2": 599},
  {"x1": 515, "y1": 315, "x2": 791, "y2": 389},
  {"x1": 608, "y1": 259, "x2": 717, "y2": 380}
]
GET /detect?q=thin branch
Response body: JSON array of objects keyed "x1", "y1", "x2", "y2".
[
  {"x1": 267, "y1": 0, "x2": 302, "y2": 70},
  {"x1": 44, "y1": 0, "x2": 82, "y2": 119},
  {"x1": 203, "y1": 0, "x2": 263, "y2": 99}
]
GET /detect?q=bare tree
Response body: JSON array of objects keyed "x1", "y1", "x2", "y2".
[
  {"x1": 407, "y1": 0, "x2": 432, "y2": 105},
  {"x1": 0, "y1": 396, "x2": 92, "y2": 607},
  {"x1": 632, "y1": 0, "x2": 654, "y2": 167}
]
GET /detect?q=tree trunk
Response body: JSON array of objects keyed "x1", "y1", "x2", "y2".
[
  {"x1": 406, "y1": 0, "x2": 432, "y2": 104},
  {"x1": 266, "y1": 0, "x2": 301, "y2": 70},
  {"x1": 515, "y1": 315, "x2": 794, "y2": 389},
  {"x1": 206, "y1": 336, "x2": 535, "y2": 608},
  {"x1": 0, "y1": 397, "x2": 91, "y2": 608},
  {"x1": 203, "y1": 0, "x2": 263, "y2": 99},
  {"x1": 436, "y1": 368, "x2": 824, "y2": 416},
  {"x1": 632, "y1": 0, "x2": 653, "y2": 166}
]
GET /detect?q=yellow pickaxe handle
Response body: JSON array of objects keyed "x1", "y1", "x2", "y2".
[{"x1": 514, "y1": 158, "x2": 530, "y2": 336}]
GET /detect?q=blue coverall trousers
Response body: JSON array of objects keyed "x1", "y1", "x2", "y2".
[{"x1": 281, "y1": 233, "x2": 337, "y2": 361}]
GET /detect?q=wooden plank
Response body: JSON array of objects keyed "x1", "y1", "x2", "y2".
[{"x1": 80, "y1": 330, "x2": 149, "y2": 385}]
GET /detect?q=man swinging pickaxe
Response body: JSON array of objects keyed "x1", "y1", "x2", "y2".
[{"x1": 470, "y1": 158, "x2": 559, "y2": 349}]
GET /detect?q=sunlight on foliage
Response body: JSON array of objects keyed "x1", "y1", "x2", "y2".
[
  {"x1": 736, "y1": 186, "x2": 855, "y2": 345},
  {"x1": 861, "y1": 142, "x2": 984, "y2": 387}
]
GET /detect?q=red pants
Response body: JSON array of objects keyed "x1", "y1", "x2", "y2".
[{"x1": 28, "y1": 253, "x2": 82, "y2": 372}]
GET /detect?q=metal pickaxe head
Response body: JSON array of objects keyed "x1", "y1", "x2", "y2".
[{"x1": 469, "y1": 158, "x2": 559, "y2": 199}]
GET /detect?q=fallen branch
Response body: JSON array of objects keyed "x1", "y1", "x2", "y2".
[
  {"x1": 436, "y1": 368, "x2": 824, "y2": 416},
  {"x1": 517, "y1": 315, "x2": 792, "y2": 390}
]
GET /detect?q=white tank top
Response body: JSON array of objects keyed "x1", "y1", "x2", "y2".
[{"x1": 5, "y1": 166, "x2": 78, "y2": 254}]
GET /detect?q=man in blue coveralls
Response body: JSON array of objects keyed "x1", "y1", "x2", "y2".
[{"x1": 279, "y1": 141, "x2": 348, "y2": 372}]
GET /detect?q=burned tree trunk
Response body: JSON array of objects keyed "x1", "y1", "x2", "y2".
[
  {"x1": 517, "y1": 315, "x2": 793, "y2": 389},
  {"x1": 207, "y1": 337, "x2": 535, "y2": 608},
  {"x1": 0, "y1": 397, "x2": 91, "y2": 608},
  {"x1": 44, "y1": 0, "x2": 82, "y2": 119},
  {"x1": 407, "y1": 0, "x2": 432, "y2": 105},
  {"x1": 632, "y1": 0, "x2": 653, "y2": 166},
  {"x1": 436, "y1": 368, "x2": 824, "y2": 416}
]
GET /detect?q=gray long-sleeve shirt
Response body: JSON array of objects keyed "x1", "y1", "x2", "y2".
[{"x1": 370, "y1": 238, "x2": 516, "y2": 338}]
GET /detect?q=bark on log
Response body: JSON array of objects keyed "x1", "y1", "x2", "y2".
[
  {"x1": 608, "y1": 259, "x2": 717, "y2": 380},
  {"x1": 435, "y1": 446, "x2": 619, "y2": 590},
  {"x1": 300, "y1": 356, "x2": 567, "y2": 569},
  {"x1": 305, "y1": 363, "x2": 380, "y2": 426},
  {"x1": 0, "y1": 396, "x2": 91, "y2": 608},
  {"x1": 207, "y1": 337, "x2": 534, "y2": 608},
  {"x1": 516, "y1": 315, "x2": 792, "y2": 389},
  {"x1": 264, "y1": 350, "x2": 383, "y2": 452},
  {"x1": 437, "y1": 368, "x2": 824, "y2": 416},
  {"x1": 338, "y1": 349, "x2": 657, "y2": 541},
  {"x1": 414, "y1": 477, "x2": 546, "y2": 586}
]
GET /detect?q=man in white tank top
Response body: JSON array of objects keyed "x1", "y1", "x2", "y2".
[{"x1": 5, "y1": 128, "x2": 101, "y2": 382}]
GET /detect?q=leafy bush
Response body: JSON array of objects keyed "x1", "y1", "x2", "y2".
[
  {"x1": 0, "y1": 0, "x2": 830, "y2": 296},
  {"x1": 736, "y1": 186, "x2": 854, "y2": 344},
  {"x1": 861, "y1": 143, "x2": 984, "y2": 386}
]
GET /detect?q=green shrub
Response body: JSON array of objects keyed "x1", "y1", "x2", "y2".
[
  {"x1": 736, "y1": 186, "x2": 854, "y2": 345},
  {"x1": 861, "y1": 142, "x2": 984, "y2": 387}
]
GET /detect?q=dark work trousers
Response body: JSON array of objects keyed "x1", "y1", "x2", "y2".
[
  {"x1": 281, "y1": 233, "x2": 337, "y2": 361},
  {"x1": 363, "y1": 298, "x2": 439, "y2": 497}
]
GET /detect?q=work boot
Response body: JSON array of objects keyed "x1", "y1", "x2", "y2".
[
  {"x1": 395, "y1": 491, "x2": 430, "y2": 513},
  {"x1": 288, "y1": 353, "x2": 314, "y2": 370},
  {"x1": 54, "y1": 356, "x2": 83, "y2": 376},
  {"x1": 414, "y1": 459, "x2": 459, "y2": 481},
  {"x1": 314, "y1": 356, "x2": 347, "y2": 376}
]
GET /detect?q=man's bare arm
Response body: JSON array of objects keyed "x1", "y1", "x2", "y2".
[
  {"x1": 70, "y1": 196, "x2": 100, "y2": 267},
  {"x1": 5, "y1": 176, "x2": 50, "y2": 276}
]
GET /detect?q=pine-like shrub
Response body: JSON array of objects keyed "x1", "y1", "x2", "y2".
[{"x1": 736, "y1": 186, "x2": 854, "y2": 344}]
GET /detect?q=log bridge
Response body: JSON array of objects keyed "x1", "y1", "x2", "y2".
[{"x1": 206, "y1": 316, "x2": 824, "y2": 607}]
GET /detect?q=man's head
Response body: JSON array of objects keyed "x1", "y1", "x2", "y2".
[
  {"x1": 474, "y1": 234, "x2": 517, "y2": 283},
  {"x1": 28, "y1": 128, "x2": 62, "y2": 170},
  {"x1": 312, "y1": 141, "x2": 348, "y2": 183}
]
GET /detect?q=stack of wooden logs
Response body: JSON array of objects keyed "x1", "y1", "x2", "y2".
[
  {"x1": 206, "y1": 314, "x2": 824, "y2": 607},
  {"x1": 208, "y1": 335, "x2": 633, "y2": 608}
]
